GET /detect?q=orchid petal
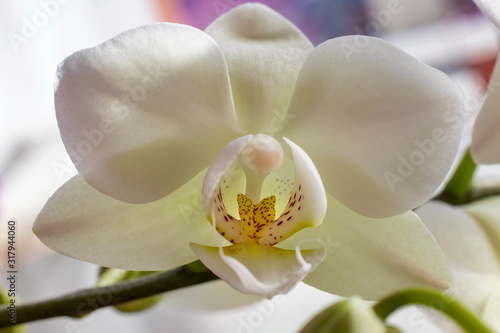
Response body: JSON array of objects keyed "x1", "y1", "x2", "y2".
[
  {"x1": 484, "y1": 283, "x2": 500, "y2": 332},
  {"x1": 436, "y1": 272, "x2": 500, "y2": 333},
  {"x1": 202, "y1": 135, "x2": 253, "y2": 215},
  {"x1": 463, "y1": 196, "x2": 500, "y2": 256},
  {"x1": 473, "y1": 0, "x2": 500, "y2": 31},
  {"x1": 417, "y1": 201, "x2": 500, "y2": 331},
  {"x1": 33, "y1": 173, "x2": 214, "y2": 270},
  {"x1": 471, "y1": 56, "x2": 500, "y2": 164},
  {"x1": 201, "y1": 135, "x2": 252, "y2": 245},
  {"x1": 416, "y1": 201, "x2": 500, "y2": 274},
  {"x1": 190, "y1": 242, "x2": 326, "y2": 299},
  {"x1": 452, "y1": 272, "x2": 500, "y2": 320},
  {"x1": 56, "y1": 23, "x2": 241, "y2": 204},
  {"x1": 261, "y1": 154, "x2": 296, "y2": 215},
  {"x1": 283, "y1": 36, "x2": 465, "y2": 218},
  {"x1": 208, "y1": 168, "x2": 248, "y2": 245},
  {"x1": 259, "y1": 138, "x2": 327, "y2": 245},
  {"x1": 280, "y1": 194, "x2": 451, "y2": 300},
  {"x1": 205, "y1": 3, "x2": 313, "y2": 133}
]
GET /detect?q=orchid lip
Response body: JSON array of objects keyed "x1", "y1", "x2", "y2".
[{"x1": 203, "y1": 135, "x2": 327, "y2": 248}]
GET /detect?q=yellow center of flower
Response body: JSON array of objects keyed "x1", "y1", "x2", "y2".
[{"x1": 237, "y1": 193, "x2": 276, "y2": 240}]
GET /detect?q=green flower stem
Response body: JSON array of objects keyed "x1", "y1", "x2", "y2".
[
  {"x1": 437, "y1": 149, "x2": 477, "y2": 204},
  {"x1": 0, "y1": 262, "x2": 218, "y2": 329},
  {"x1": 373, "y1": 288, "x2": 493, "y2": 333},
  {"x1": 436, "y1": 184, "x2": 500, "y2": 205}
]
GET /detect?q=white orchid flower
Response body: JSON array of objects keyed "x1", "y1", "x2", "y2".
[
  {"x1": 34, "y1": 4, "x2": 465, "y2": 299},
  {"x1": 417, "y1": 199, "x2": 500, "y2": 332},
  {"x1": 471, "y1": 0, "x2": 500, "y2": 163}
]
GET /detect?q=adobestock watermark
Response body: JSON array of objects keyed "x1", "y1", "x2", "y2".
[
  {"x1": 404, "y1": 275, "x2": 471, "y2": 332},
  {"x1": 315, "y1": 235, "x2": 340, "y2": 259},
  {"x1": 384, "y1": 128, "x2": 450, "y2": 192},
  {"x1": 465, "y1": 72, "x2": 500, "y2": 114},
  {"x1": 202, "y1": 105, "x2": 296, "y2": 205},
  {"x1": 8, "y1": 0, "x2": 73, "y2": 53},
  {"x1": 260, "y1": 106, "x2": 296, "y2": 137},
  {"x1": 212, "y1": 0, "x2": 245, "y2": 15},
  {"x1": 341, "y1": 0, "x2": 412, "y2": 63},
  {"x1": 384, "y1": 101, "x2": 465, "y2": 192},
  {"x1": 220, "y1": 237, "x2": 333, "y2": 333},
  {"x1": 50, "y1": 290, "x2": 113, "y2": 333},
  {"x1": 222, "y1": 245, "x2": 324, "y2": 333},
  {"x1": 52, "y1": 269, "x2": 147, "y2": 333},
  {"x1": 52, "y1": 155, "x2": 77, "y2": 183},
  {"x1": 51, "y1": 66, "x2": 167, "y2": 181},
  {"x1": 221, "y1": 294, "x2": 287, "y2": 333},
  {"x1": 178, "y1": 187, "x2": 206, "y2": 224}
]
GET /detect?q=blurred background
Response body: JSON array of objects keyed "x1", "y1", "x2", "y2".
[{"x1": 0, "y1": 0, "x2": 498, "y2": 332}]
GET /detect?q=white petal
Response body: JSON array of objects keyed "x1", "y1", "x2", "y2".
[
  {"x1": 261, "y1": 154, "x2": 296, "y2": 215},
  {"x1": 471, "y1": 55, "x2": 500, "y2": 164},
  {"x1": 33, "y1": 174, "x2": 214, "y2": 270},
  {"x1": 454, "y1": 272, "x2": 500, "y2": 318},
  {"x1": 202, "y1": 135, "x2": 253, "y2": 214},
  {"x1": 429, "y1": 272, "x2": 500, "y2": 333},
  {"x1": 463, "y1": 196, "x2": 500, "y2": 256},
  {"x1": 473, "y1": 0, "x2": 500, "y2": 31},
  {"x1": 418, "y1": 200, "x2": 500, "y2": 332},
  {"x1": 205, "y1": 3, "x2": 313, "y2": 133},
  {"x1": 283, "y1": 36, "x2": 466, "y2": 218},
  {"x1": 56, "y1": 23, "x2": 241, "y2": 204},
  {"x1": 259, "y1": 138, "x2": 327, "y2": 245},
  {"x1": 279, "y1": 194, "x2": 452, "y2": 300},
  {"x1": 484, "y1": 282, "x2": 500, "y2": 332},
  {"x1": 190, "y1": 242, "x2": 325, "y2": 299},
  {"x1": 416, "y1": 201, "x2": 500, "y2": 274},
  {"x1": 158, "y1": 280, "x2": 339, "y2": 333}
]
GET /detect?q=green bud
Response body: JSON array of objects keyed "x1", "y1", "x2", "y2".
[
  {"x1": 96, "y1": 268, "x2": 162, "y2": 313},
  {"x1": 0, "y1": 325, "x2": 26, "y2": 333},
  {"x1": 113, "y1": 294, "x2": 163, "y2": 313},
  {"x1": 300, "y1": 297, "x2": 396, "y2": 333},
  {"x1": 186, "y1": 260, "x2": 210, "y2": 273}
]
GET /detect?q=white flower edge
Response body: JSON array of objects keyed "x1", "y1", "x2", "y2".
[
  {"x1": 280, "y1": 195, "x2": 452, "y2": 300},
  {"x1": 33, "y1": 171, "x2": 215, "y2": 271},
  {"x1": 190, "y1": 242, "x2": 325, "y2": 299},
  {"x1": 55, "y1": 22, "x2": 242, "y2": 204},
  {"x1": 416, "y1": 201, "x2": 500, "y2": 273},
  {"x1": 416, "y1": 200, "x2": 500, "y2": 332},
  {"x1": 204, "y1": 3, "x2": 313, "y2": 134},
  {"x1": 283, "y1": 35, "x2": 465, "y2": 218},
  {"x1": 471, "y1": 57, "x2": 500, "y2": 164},
  {"x1": 202, "y1": 135, "x2": 253, "y2": 214}
]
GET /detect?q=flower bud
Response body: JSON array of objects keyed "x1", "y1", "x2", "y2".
[
  {"x1": 300, "y1": 297, "x2": 399, "y2": 333},
  {"x1": 96, "y1": 268, "x2": 162, "y2": 313},
  {"x1": 113, "y1": 294, "x2": 163, "y2": 313}
]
